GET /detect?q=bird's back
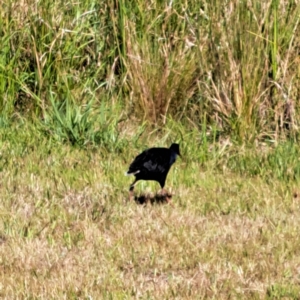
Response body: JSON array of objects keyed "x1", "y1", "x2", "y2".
[{"x1": 128, "y1": 147, "x2": 172, "y2": 176}]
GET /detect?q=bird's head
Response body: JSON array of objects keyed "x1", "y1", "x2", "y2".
[{"x1": 170, "y1": 143, "x2": 181, "y2": 157}]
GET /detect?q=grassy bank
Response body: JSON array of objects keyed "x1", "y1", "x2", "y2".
[{"x1": 0, "y1": 0, "x2": 300, "y2": 139}]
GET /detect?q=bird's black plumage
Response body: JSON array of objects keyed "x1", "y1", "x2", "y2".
[{"x1": 126, "y1": 143, "x2": 180, "y2": 201}]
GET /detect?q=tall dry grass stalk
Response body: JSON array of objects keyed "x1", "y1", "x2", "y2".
[{"x1": 123, "y1": 7, "x2": 200, "y2": 124}]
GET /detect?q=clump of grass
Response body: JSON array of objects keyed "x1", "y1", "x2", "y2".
[
  {"x1": 39, "y1": 91, "x2": 126, "y2": 150},
  {"x1": 121, "y1": 1, "x2": 200, "y2": 124}
]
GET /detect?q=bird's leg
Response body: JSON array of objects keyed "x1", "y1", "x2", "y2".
[
  {"x1": 165, "y1": 195, "x2": 174, "y2": 207},
  {"x1": 161, "y1": 188, "x2": 174, "y2": 207},
  {"x1": 129, "y1": 179, "x2": 137, "y2": 201}
]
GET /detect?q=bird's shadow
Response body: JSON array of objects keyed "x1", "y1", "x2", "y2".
[{"x1": 134, "y1": 193, "x2": 172, "y2": 205}]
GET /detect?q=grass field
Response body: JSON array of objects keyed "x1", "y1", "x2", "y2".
[
  {"x1": 1, "y1": 0, "x2": 300, "y2": 298},
  {"x1": 0, "y1": 127, "x2": 299, "y2": 299}
]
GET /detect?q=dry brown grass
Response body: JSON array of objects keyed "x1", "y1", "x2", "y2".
[{"x1": 0, "y1": 143, "x2": 299, "y2": 299}]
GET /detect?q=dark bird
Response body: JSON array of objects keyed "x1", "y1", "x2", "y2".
[{"x1": 126, "y1": 143, "x2": 181, "y2": 203}]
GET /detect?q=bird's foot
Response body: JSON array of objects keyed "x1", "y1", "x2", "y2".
[
  {"x1": 160, "y1": 189, "x2": 174, "y2": 207},
  {"x1": 165, "y1": 195, "x2": 174, "y2": 207}
]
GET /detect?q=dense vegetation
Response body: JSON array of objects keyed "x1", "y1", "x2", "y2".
[
  {"x1": 1, "y1": 0, "x2": 300, "y2": 298},
  {"x1": 1, "y1": 0, "x2": 300, "y2": 140}
]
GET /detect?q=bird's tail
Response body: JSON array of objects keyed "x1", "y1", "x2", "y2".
[{"x1": 125, "y1": 170, "x2": 140, "y2": 176}]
